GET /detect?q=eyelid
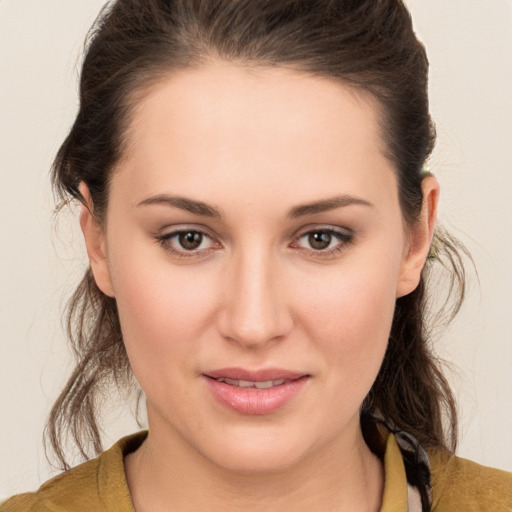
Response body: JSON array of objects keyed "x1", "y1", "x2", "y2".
[
  {"x1": 158, "y1": 225, "x2": 212, "y2": 238},
  {"x1": 291, "y1": 224, "x2": 353, "y2": 241},
  {"x1": 290, "y1": 225, "x2": 354, "y2": 258},
  {"x1": 154, "y1": 225, "x2": 222, "y2": 258},
  {"x1": 153, "y1": 223, "x2": 354, "y2": 260}
]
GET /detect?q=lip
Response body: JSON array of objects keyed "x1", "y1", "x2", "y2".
[
  {"x1": 205, "y1": 367, "x2": 306, "y2": 382},
  {"x1": 203, "y1": 367, "x2": 309, "y2": 415}
]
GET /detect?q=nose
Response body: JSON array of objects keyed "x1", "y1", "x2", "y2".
[{"x1": 217, "y1": 246, "x2": 293, "y2": 350}]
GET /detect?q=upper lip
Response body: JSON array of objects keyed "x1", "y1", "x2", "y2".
[{"x1": 204, "y1": 368, "x2": 307, "y2": 382}]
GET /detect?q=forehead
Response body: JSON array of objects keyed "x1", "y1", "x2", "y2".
[{"x1": 115, "y1": 62, "x2": 396, "y2": 210}]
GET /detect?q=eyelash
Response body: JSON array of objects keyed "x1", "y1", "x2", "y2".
[
  {"x1": 155, "y1": 229, "x2": 219, "y2": 259},
  {"x1": 292, "y1": 228, "x2": 354, "y2": 259},
  {"x1": 155, "y1": 227, "x2": 354, "y2": 260}
]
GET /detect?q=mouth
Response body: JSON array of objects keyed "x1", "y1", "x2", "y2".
[
  {"x1": 204, "y1": 367, "x2": 307, "y2": 381},
  {"x1": 204, "y1": 368, "x2": 307, "y2": 388},
  {"x1": 203, "y1": 368, "x2": 310, "y2": 415},
  {"x1": 207, "y1": 377, "x2": 290, "y2": 389},
  {"x1": 212, "y1": 377, "x2": 287, "y2": 389}
]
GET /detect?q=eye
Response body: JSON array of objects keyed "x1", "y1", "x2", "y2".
[
  {"x1": 306, "y1": 231, "x2": 336, "y2": 250},
  {"x1": 293, "y1": 228, "x2": 353, "y2": 256},
  {"x1": 176, "y1": 231, "x2": 206, "y2": 250},
  {"x1": 156, "y1": 229, "x2": 219, "y2": 257}
]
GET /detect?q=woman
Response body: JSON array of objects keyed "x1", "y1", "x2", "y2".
[{"x1": 2, "y1": 1, "x2": 511, "y2": 511}]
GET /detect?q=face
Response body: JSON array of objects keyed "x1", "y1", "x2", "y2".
[{"x1": 83, "y1": 62, "x2": 435, "y2": 473}]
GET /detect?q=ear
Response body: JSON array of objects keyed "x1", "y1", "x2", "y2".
[
  {"x1": 396, "y1": 174, "x2": 440, "y2": 298},
  {"x1": 79, "y1": 183, "x2": 115, "y2": 298}
]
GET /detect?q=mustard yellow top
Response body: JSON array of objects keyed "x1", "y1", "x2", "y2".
[{"x1": 2, "y1": 431, "x2": 511, "y2": 512}]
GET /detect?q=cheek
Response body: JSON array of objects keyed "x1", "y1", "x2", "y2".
[
  {"x1": 108, "y1": 250, "x2": 219, "y2": 377},
  {"x1": 294, "y1": 255, "x2": 400, "y2": 381},
  {"x1": 301, "y1": 279, "x2": 394, "y2": 427}
]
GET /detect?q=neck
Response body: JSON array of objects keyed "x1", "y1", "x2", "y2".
[{"x1": 125, "y1": 421, "x2": 384, "y2": 512}]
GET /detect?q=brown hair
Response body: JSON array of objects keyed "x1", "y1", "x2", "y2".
[{"x1": 48, "y1": 0, "x2": 467, "y2": 469}]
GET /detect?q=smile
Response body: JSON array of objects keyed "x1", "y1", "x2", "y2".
[
  {"x1": 204, "y1": 369, "x2": 309, "y2": 415},
  {"x1": 214, "y1": 378, "x2": 286, "y2": 389}
]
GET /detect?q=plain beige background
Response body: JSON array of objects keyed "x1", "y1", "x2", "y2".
[{"x1": 1, "y1": 0, "x2": 511, "y2": 499}]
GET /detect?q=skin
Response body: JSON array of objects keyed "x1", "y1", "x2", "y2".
[{"x1": 81, "y1": 62, "x2": 439, "y2": 512}]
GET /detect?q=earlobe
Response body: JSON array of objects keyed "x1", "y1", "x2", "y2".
[
  {"x1": 396, "y1": 175, "x2": 440, "y2": 298},
  {"x1": 79, "y1": 183, "x2": 115, "y2": 298}
]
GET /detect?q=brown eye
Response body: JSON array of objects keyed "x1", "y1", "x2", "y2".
[
  {"x1": 178, "y1": 231, "x2": 203, "y2": 250},
  {"x1": 156, "y1": 228, "x2": 219, "y2": 257},
  {"x1": 294, "y1": 228, "x2": 353, "y2": 257},
  {"x1": 308, "y1": 231, "x2": 333, "y2": 250}
]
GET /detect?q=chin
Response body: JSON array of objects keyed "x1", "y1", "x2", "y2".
[
  {"x1": 197, "y1": 422, "x2": 326, "y2": 475},
  {"x1": 209, "y1": 444, "x2": 305, "y2": 475}
]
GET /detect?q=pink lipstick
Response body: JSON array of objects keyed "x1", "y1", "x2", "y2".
[{"x1": 203, "y1": 368, "x2": 309, "y2": 415}]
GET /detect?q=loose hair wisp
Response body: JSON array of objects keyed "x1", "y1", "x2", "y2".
[{"x1": 48, "y1": 0, "x2": 467, "y2": 469}]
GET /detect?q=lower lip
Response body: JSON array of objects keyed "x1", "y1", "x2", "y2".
[{"x1": 204, "y1": 376, "x2": 309, "y2": 415}]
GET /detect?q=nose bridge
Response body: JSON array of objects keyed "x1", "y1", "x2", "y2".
[{"x1": 220, "y1": 241, "x2": 291, "y2": 348}]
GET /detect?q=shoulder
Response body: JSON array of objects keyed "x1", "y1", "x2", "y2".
[
  {"x1": 1, "y1": 432, "x2": 146, "y2": 512},
  {"x1": 1, "y1": 457, "x2": 102, "y2": 512},
  {"x1": 429, "y1": 450, "x2": 512, "y2": 512}
]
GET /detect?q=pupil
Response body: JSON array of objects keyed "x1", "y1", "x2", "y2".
[
  {"x1": 179, "y1": 232, "x2": 202, "y2": 250},
  {"x1": 309, "y1": 231, "x2": 331, "y2": 250}
]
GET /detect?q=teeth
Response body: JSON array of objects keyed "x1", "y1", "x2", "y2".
[
  {"x1": 254, "y1": 380, "x2": 273, "y2": 389},
  {"x1": 216, "y1": 378, "x2": 286, "y2": 389},
  {"x1": 253, "y1": 379, "x2": 286, "y2": 389}
]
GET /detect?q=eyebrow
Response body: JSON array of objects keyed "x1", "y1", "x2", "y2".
[
  {"x1": 287, "y1": 195, "x2": 374, "y2": 219},
  {"x1": 138, "y1": 195, "x2": 221, "y2": 217},
  {"x1": 137, "y1": 194, "x2": 373, "y2": 219}
]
